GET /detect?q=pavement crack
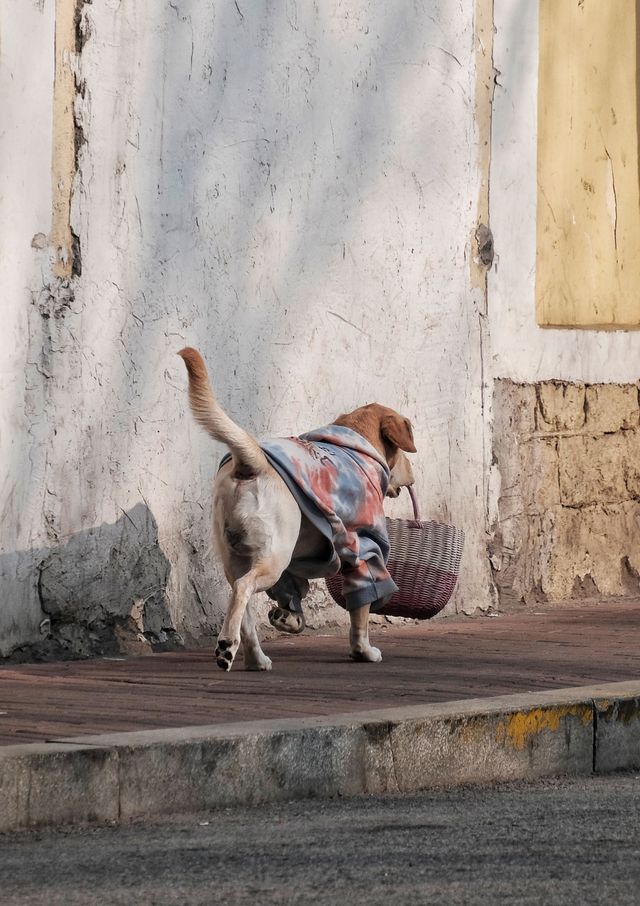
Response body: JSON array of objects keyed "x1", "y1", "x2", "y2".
[{"x1": 388, "y1": 724, "x2": 401, "y2": 793}]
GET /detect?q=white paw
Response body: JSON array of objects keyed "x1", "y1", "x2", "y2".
[
  {"x1": 244, "y1": 653, "x2": 273, "y2": 671},
  {"x1": 350, "y1": 645, "x2": 382, "y2": 663}
]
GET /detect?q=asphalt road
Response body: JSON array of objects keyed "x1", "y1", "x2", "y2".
[{"x1": 2, "y1": 773, "x2": 640, "y2": 905}]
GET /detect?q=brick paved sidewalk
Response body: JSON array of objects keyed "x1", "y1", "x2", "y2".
[{"x1": 2, "y1": 600, "x2": 639, "y2": 746}]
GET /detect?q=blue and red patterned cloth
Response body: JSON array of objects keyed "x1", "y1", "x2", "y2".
[{"x1": 223, "y1": 425, "x2": 397, "y2": 612}]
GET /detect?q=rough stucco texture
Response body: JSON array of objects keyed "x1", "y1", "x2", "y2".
[
  {"x1": 1, "y1": 1, "x2": 492, "y2": 657},
  {"x1": 491, "y1": 380, "x2": 640, "y2": 607},
  {"x1": 489, "y1": 0, "x2": 640, "y2": 384},
  {"x1": 1, "y1": 0, "x2": 56, "y2": 656}
]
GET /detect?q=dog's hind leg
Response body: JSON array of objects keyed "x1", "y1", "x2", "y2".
[
  {"x1": 266, "y1": 572, "x2": 309, "y2": 635},
  {"x1": 215, "y1": 560, "x2": 285, "y2": 672},
  {"x1": 268, "y1": 607, "x2": 305, "y2": 634},
  {"x1": 349, "y1": 603, "x2": 382, "y2": 663},
  {"x1": 213, "y1": 469, "x2": 302, "y2": 672},
  {"x1": 240, "y1": 600, "x2": 272, "y2": 671}
]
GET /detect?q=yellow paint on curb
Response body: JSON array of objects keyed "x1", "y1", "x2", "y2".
[{"x1": 496, "y1": 706, "x2": 592, "y2": 752}]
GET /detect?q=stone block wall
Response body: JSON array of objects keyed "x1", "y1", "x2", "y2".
[{"x1": 490, "y1": 380, "x2": 640, "y2": 608}]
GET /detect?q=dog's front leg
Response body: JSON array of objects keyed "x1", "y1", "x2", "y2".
[{"x1": 349, "y1": 604, "x2": 382, "y2": 663}]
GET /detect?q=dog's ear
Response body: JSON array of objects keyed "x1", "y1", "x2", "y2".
[{"x1": 381, "y1": 414, "x2": 416, "y2": 453}]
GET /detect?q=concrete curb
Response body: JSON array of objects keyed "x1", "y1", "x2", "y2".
[{"x1": 2, "y1": 680, "x2": 640, "y2": 832}]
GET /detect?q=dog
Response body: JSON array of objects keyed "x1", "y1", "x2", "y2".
[{"x1": 178, "y1": 347, "x2": 416, "y2": 672}]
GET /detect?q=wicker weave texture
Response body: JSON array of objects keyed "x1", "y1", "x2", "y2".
[{"x1": 325, "y1": 517, "x2": 465, "y2": 620}]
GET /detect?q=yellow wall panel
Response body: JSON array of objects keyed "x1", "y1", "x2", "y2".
[{"x1": 537, "y1": 0, "x2": 640, "y2": 328}]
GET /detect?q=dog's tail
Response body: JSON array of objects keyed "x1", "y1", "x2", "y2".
[{"x1": 178, "y1": 347, "x2": 268, "y2": 477}]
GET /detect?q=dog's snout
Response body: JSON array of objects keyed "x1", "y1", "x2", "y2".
[{"x1": 387, "y1": 450, "x2": 415, "y2": 499}]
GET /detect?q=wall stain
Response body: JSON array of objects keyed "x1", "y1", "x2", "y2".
[
  {"x1": 496, "y1": 705, "x2": 592, "y2": 751},
  {"x1": 599, "y1": 698, "x2": 640, "y2": 726}
]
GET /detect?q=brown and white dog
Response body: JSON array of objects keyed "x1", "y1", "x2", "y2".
[{"x1": 178, "y1": 347, "x2": 416, "y2": 672}]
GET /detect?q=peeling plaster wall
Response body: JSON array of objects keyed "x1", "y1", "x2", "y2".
[
  {"x1": 489, "y1": 1, "x2": 640, "y2": 385},
  {"x1": 488, "y1": 1, "x2": 640, "y2": 607},
  {"x1": 2, "y1": 0, "x2": 493, "y2": 658},
  {"x1": 0, "y1": 1, "x2": 56, "y2": 654}
]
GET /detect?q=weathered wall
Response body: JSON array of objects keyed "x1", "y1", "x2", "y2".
[
  {"x1": 488, "y1": 1, "x2": 640, "y2": 608},
  {"x1": 489, "y1": 0, "x2": 640, "y2": 386},
  {"x1": 491, "y1": 380, "x2": 640, "y2": 606},
  {"x1": 1, "y1": 0, "x2": 494, "y2": 658},
  {"x1": 0, "y1": 1, "x2": 57, "y2": 654}
]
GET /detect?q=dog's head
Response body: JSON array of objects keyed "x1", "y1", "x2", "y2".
[{"x1": 333, "y1": 403, "x2": 416, "y2": 497}]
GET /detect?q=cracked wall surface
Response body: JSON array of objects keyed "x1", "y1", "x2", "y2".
[
  {"x1": 486, "y1": 1, "x2": 640, "y2": 610},
  {"x1": 489, "y1": 0, "x2": 640, "y2": 386},
  {"x1": 5, "y1": 0, "x2": 640, "y2": 661},
  {"x1": 1, "y1": 0, "x2": 56, "y2": 656},
  {"x1": 1, "y1": 0, "x2": 494, "y2": 658},
  {"x1": 6, "y1": 0, "x2": 640, "y2": 660},
  {"x1": 491, "y1": 380, "x2": 640, "y2": 607}
]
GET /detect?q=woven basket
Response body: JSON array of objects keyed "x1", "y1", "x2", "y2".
[{"x1": 325, "y1": 486, "x2": 464, "y2": 620}]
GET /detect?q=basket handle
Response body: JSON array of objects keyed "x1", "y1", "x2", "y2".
[{"x1": 407, "y1": 484, "x2": 422, "y2": 520}]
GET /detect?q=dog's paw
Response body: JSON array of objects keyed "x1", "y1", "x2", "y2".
[
  {"x1": 350, "y1": 645, "x2": 382, "y2": 663},
  {"x1": 268, "y1": 607, "x2": 306, "y2": 635},
  {"x1": 244, "y1": 653, "x2": 273, "y2": 672},
  {"x1": 215, "y1": 637, "x2": 238, "y2": 671}
]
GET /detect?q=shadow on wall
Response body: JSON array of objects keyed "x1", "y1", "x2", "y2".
[{"x1": 2, "y1": 503, "x2": 179, "y2": 662}]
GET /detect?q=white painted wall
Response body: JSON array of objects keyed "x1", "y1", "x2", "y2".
[
  {"x1": 0, "y1": 0, "x2": 56, "y2": 654},
  {"x1": 489, "y1": 0, "x2": 640, "y2": 385},
  {"x1": 1, "y1": 0, "x2": 492, "y2": 656}
]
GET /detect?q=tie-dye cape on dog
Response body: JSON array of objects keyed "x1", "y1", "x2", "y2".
[
  {"x1": 262, "y1": 424, "x2": 398, "y2": 612},
  {"x1": 222, "y1": 425, "x2": 398, "y2": 612}
]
